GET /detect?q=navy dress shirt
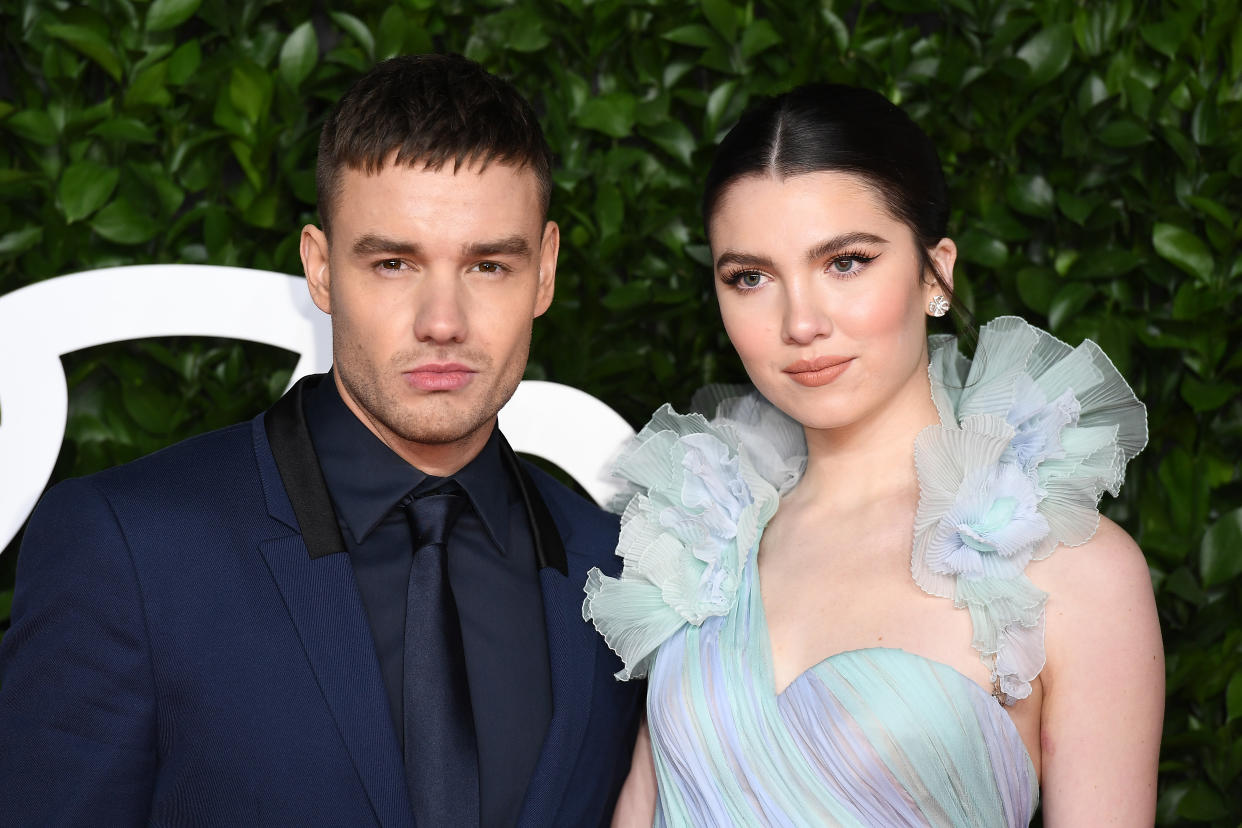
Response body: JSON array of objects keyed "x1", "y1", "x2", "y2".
[{"x1": 303, "y1": 375, "x2": 552, "y2": 828}]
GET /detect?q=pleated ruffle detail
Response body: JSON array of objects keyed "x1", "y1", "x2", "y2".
[
  {"x1": 583, "y1": 404, "x2": 781, "y2": 679},
  {"x1": 913, "y1": 316, "x2": 1147, "y2": 703}
]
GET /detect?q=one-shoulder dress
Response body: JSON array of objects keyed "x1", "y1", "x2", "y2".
[{"x1": 583, "y1": 317, "x2": 1147, "y2": 827}]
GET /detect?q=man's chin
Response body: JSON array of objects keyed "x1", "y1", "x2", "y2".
[{"x1": 387, "y1": 404, "x2": 497, "y2": 447}]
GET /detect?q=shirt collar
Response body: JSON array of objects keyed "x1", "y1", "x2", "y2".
[{"x1": 304, "y1": 373, "x2": 513, "y2": 554}]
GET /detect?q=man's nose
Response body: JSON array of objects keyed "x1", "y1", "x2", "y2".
[{"x1": 412, "y1": 274, "x2": 468, "y2": 344}]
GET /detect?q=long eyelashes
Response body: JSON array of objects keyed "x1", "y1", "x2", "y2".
[
  {"x1": 718, "y1": 249, "x2": 880, "y2": 292},
  {"x1": 824, "y1": 250, "x2": 878, "y2": 278}
]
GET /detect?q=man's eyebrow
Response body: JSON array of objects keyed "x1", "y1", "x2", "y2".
[
  {"x1": 714, "y1": 250, "x2": 776, "y2": 272},
  {"x1": 351, "y1": 234, "x2": 421, "y2": 258},
  {"x1": 805, "y1": 232, "x2": 889, "y2": 263},
  {"x1": 462, "y1": 235, "x2": 532, "y2": 259}
]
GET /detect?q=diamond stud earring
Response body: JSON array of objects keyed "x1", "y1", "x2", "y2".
[{"x1": 928, "y1": 295, "x2": 950, "y2": 317}]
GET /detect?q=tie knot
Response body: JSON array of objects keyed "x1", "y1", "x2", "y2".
[{"x1": 402, "y1": 486, "x2": 466, "y2": 550}]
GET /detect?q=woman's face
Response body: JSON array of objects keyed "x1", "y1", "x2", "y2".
[{"x1": 709, "y1": 171, "x2": 955, "y2": 433}]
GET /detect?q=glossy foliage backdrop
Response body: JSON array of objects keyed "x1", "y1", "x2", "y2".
[{"x1": 1, "y1": 0, "x2": 1240, "y2": 821}]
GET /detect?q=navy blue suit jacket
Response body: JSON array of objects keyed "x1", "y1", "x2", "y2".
[{"x1": 0, "y1": 380, "x2": 642, "y2": 826}]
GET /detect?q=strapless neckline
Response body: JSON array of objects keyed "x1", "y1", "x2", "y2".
[{"x1": 750, "y1": 553, "x2": 1040, "y2": 785}]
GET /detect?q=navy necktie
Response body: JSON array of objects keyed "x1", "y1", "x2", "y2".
[{"x1": 401, "y1": 487, "x2": 479, "y2": 826}]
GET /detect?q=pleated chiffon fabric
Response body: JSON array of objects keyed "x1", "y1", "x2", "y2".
[{"x1": 584, "y1": 317, "x2": 1146, "y2": 826}]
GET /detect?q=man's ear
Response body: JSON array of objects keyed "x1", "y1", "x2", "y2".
[
  {"x1": 534, "y1": 220, "x2": 559, "y2": 318},
  {"x1": 924, "y1": 236, "x2": 957, "y2": 299},
  {"x1": 301, "y1": 224, "x2": 332, "y2": 314}
]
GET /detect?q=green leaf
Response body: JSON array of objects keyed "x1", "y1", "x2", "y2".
[
  {"x1": 90, "y1": 117, "x2": 157, "y2": 143},
  {"x1": 330, "y1": 11, "x2": 375, "y2": 60},
  {"x1": 5, "y1": 109, "x2": 58, "y2": 145},
  {"x1": 602, "y1": 280, "x2": 652, "y2": 310},
  {"x1": 1227, "y1": 670, "x2": 1242, "y2": 723},
  {"x1": 59, "y1": 161, "x2": 120, "y2": 223},
  {"x1": 1181, "y1": 376, "x2": 1239, "y2": 413},
  {"x1": 1172, "y1": 282, "x2": 1218, "y2": 320},
  {"x1": 124, "y1": 60, "x2": 170, "y2": 108},
  {"x1": 700, "y1": 0, "x2": 738, "y2": 42},
  {"x1": 1015, "y1": 266, "x2": 1056, "y2": 314},
  {"x1": 375, "y1": 5, "x2": 408, "y2": 59},
  {"x1": 956, "y1": 229, "x2": 1008, "y2": 269},
  {"x1": 167, "y1": 40, "x2": 202, "y2": 86},
  {"x1": 577, "y1": 93, "x2": 636, "y2": 138},
  {"x1": 280, "y1": 22, "x2": 319, "y2": 89},
  {"x1": 1152, "y1": 223, "x2": 1214, "y2": 282},
  {"x1": 1177, "y1": 780, "x2": 1230, "y2": 821},
  {"x1": 499, "y1": 8, "x2": 549, "y2": 53},
  {"x1": 90, "y1": 199, "x2": 157, "y2": 245},
  {"x1": 663, "y1": 23, "x2": 719, "y2": 48},
  {"x1": 1140, "y1": 18, "x2": 1189, "y2": 59},
  {"x1": 1190, "y1": 95, "x2": 1220, "y2": 146},
  {"x1": 0, "y1": 225, "x2": 42, "y2": 255},
  {"x1": 1015, "y1": 24, "x2": 1073, "y2": 86},
  {"x1": 740, "y1": 20, "x2": 782, "y2": 59},
  {"x1": 1200, "y1": 508, "x2": 1242, "y2": 587},
  {"x1": 1005, "y1": 174, "x2": 1054, "y2": 217},
  {"x1": 122, "y1": 380, "x2": 177, "y2": 434},
  {"x1": 1047, "y1": 283, "x2": 1095, "y2": 331},
  {"x1": 1097, "y1": 119, "x2": 1149, "y2": 147},
  {"x1": 594, "y1": 182, "x2": 623, "y2": 240},
  {"x1": 1073, "y1": 249, "x2": 1144, "y2": 281},
  {"x1": 229, "y1": 64, "x2": 272, "y2": 125},
  {"x1": 146, "y1": 0, "x2": 203, "y2": 32},
  {"x1": 43, "y1": 23, "x2": 122, "y2": 81},
  {"x1": 642, "y1": 120, "x2": 696, "y2": 167}
]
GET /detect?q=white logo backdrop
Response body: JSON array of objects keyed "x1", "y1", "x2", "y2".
[{"x1": 0, "y1": 265, "x2": 634, "y2": 554}]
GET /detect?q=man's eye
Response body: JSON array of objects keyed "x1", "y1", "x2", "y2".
[
  {"x1": 379, "y1": 259, "x2": 403, "y2": 271},
  {"x1": 473, "y1": 262, "x2": 507, "y2": 274}
]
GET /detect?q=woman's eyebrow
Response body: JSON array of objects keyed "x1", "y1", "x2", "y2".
[
  {"x1": 714, "y1": 250, "x2": 776, "y2": 271},
  {"x1": 805, "y1": 232, "x2": 889, "y2": 263}
]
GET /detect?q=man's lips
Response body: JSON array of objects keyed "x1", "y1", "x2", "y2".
[
  {"x1": 404, "y1": 363, "x2": 476, "y2": 391},
  {"x1": 784, "y1": 356, "x2": 853, "y2": 387}
]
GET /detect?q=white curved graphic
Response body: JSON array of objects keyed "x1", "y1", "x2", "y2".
[{"x1": 0, "y1": 265, "x2": 633, "y2": 555}]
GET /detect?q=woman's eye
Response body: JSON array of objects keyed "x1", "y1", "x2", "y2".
[
  {"x1": 737, "y1": 271, "x2": 765, "y2": 288},
  {"x1": 828, "y1": 254, "x2": 875, "y2": 276}
]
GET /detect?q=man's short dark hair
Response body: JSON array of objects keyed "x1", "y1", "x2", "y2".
[{"x1": 315, "y1": 53, "x2": 553, "y2": 236}]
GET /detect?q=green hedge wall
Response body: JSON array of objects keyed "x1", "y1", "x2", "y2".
[{"x1": 2, "y1": 0, "x2": 1240, "y2": 821}]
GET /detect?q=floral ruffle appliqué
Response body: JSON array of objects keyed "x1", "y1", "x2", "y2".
[
  {"x1": 912, "y1": 316, "x2": 1147, "y2": 704},
  {"x1": 582, "y1": 404, "x2": 783, "y2": 680}
]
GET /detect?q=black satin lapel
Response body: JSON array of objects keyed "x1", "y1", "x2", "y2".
[
  {"x1": 500, "y1": 436, "x2": 569, "y2": 575},
  {"x1": 264, "y1": 375, "x2": 346, "y2": 559}
]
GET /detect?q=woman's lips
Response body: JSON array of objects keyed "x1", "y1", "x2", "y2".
[
  {"x1": 404, "y1": 363, "x2": 475, "y2": 391},
  {"x1": 784, "y1": 356, "x2": 853, "y2": 387}
]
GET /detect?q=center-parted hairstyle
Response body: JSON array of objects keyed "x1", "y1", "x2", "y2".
[
  {"x1": 315, "y1": 53, "x2": 553, "y2": 235},
  {"x1": 702, "y1": 83, "x2": 956, "y2": 303}
]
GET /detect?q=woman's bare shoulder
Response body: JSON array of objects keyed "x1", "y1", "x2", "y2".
[{"x1": 1029, "y1": 515, "x2": 1152, "y2": 606}]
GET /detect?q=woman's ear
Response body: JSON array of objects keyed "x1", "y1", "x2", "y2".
[{"x1": 924, "y1": 237, "x2": 957, "y2": 298}]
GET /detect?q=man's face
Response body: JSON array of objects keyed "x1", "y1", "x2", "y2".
[{"x1": 301, "y1": 159, "x2": 557, "y2": 472}]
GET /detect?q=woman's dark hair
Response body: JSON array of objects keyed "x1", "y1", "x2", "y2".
[{"x1": 702, "y1": 83, "x2": 960, "y2": 312}]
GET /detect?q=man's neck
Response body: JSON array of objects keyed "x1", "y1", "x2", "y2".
[{"x1": 333, "y1": 373, "x2": 494, "y2": 477}]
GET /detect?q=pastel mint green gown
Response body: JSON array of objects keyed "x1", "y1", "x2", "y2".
[{"x1": 584, "y1": 317, "x2": 1147, "y2": 827}]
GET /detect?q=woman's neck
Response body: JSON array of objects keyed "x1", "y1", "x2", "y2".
[{"x1": 792, "y1": 366, "x2": 941, "y2": 510}]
